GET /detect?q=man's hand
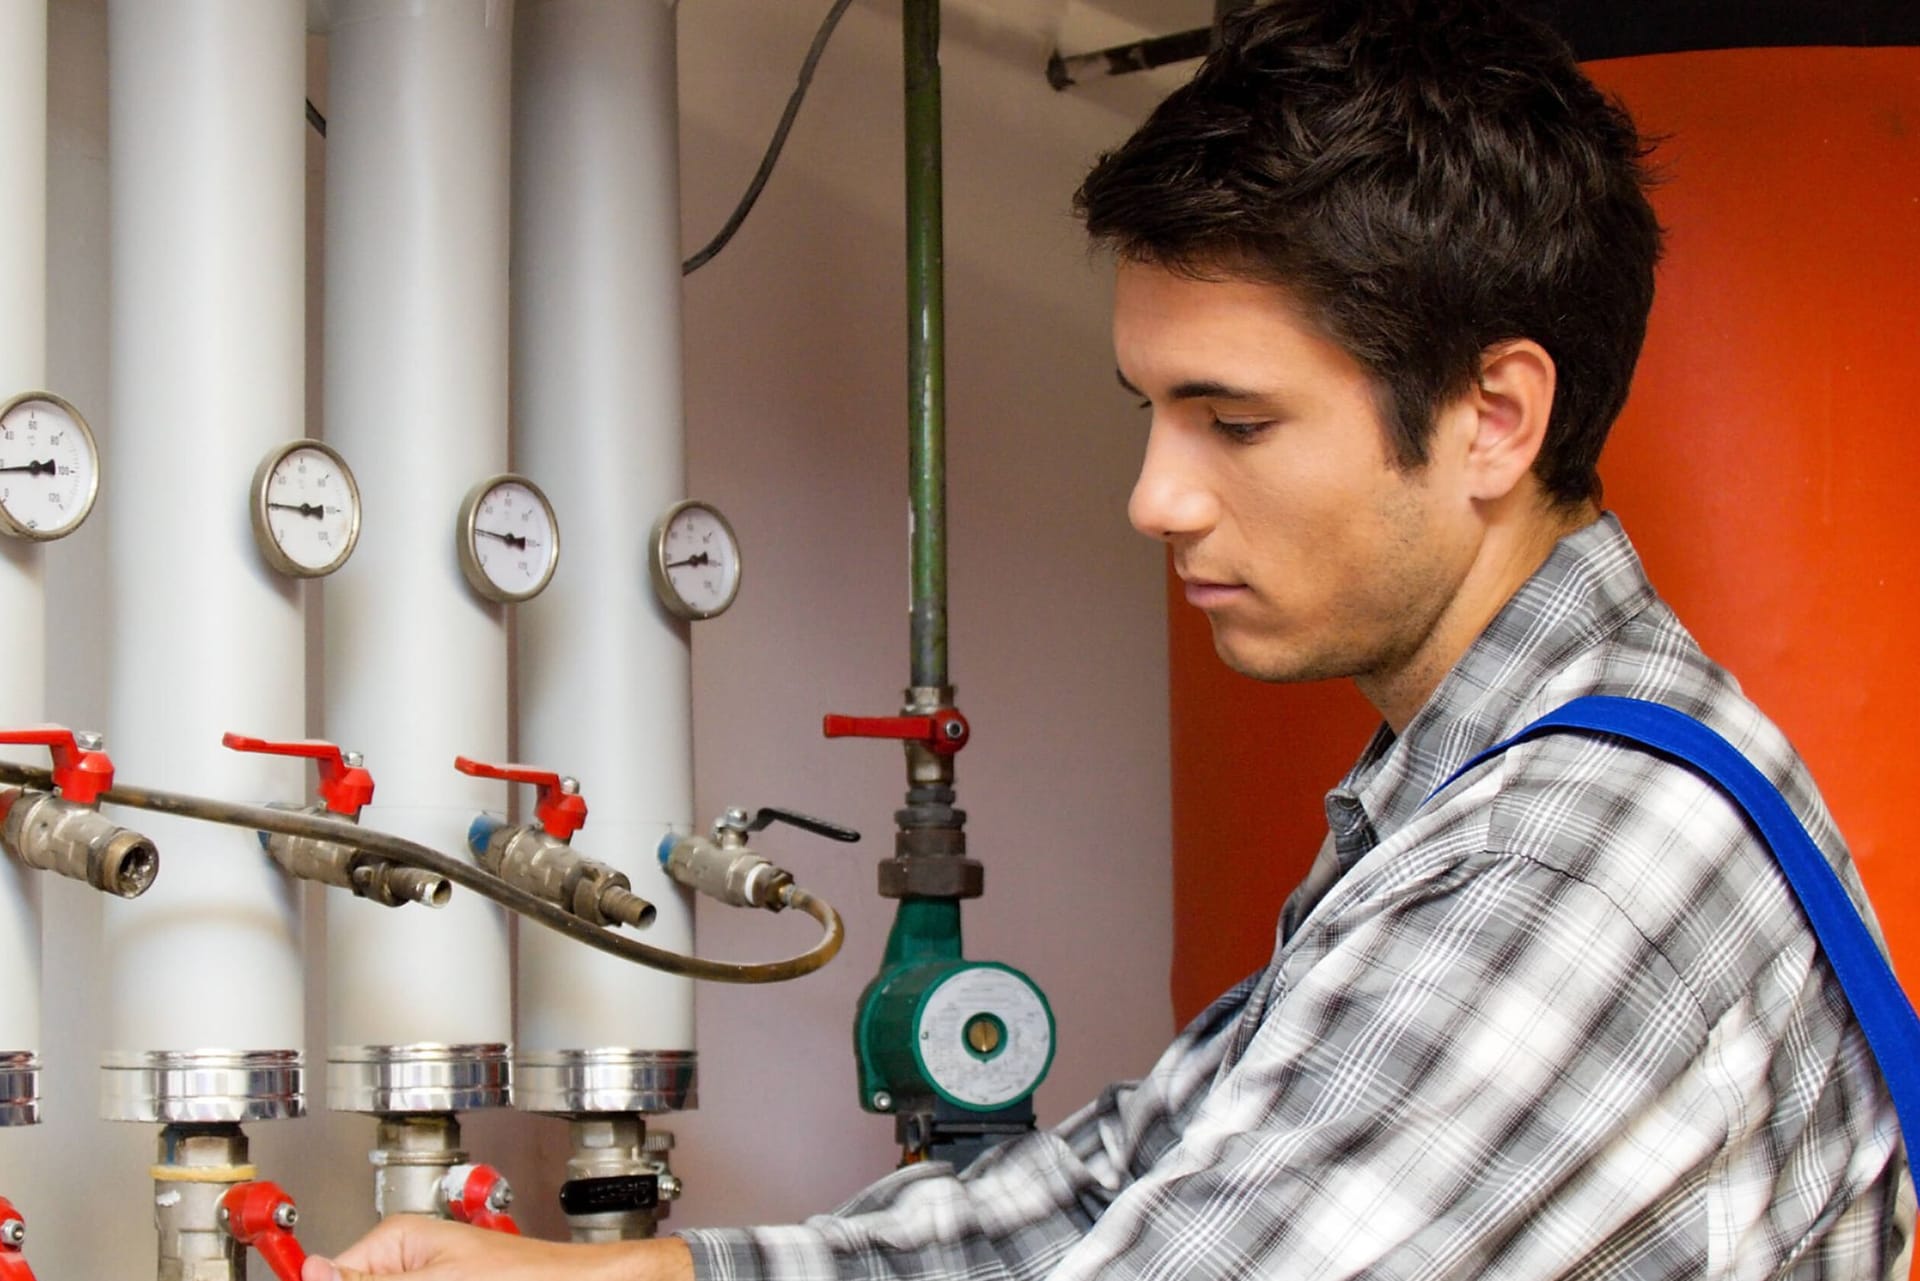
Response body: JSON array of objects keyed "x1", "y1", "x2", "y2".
[{"x1": 300, "y1": 1216, "x2": 694, "y2": 1281}]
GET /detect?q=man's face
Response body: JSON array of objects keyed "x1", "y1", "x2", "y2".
[{"x1": 1115, "y1": 260, "x2": 1480, "y2": 687}]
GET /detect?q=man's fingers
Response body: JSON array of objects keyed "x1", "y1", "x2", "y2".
[
  {"x1": 326, "y1": 1214, "x2": 464, "y2": 1274},
  {"x1": 301, "y1": 1260, "x2": 343, "y2": 1281}
]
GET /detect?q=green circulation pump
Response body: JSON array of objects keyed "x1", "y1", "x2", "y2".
[{"x1": 856, "y1": 898, "x2": 1055, "y2": 1163}]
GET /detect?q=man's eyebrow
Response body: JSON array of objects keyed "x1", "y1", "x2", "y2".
[{"x1": 1114, "y1": 370, "x2": 1265, "y2": 402}]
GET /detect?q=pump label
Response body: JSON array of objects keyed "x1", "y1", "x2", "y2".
[{"x1": 916, "y1": 966, "x2": 1053, "y2": 1110}]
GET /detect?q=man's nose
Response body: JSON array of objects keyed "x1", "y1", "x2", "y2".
[{"x1": 1127, "y1": 422, "x2": 1216, "y2": 541}]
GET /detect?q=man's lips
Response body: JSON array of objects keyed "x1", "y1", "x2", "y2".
[{"x1": 1180, "y1": 577, "x2": 1249, "y2": 609}]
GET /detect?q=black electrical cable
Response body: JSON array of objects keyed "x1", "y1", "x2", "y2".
[
  {"x1": 683, "y1": 0, "x2": 855, "y2": 275},
  {"x1": 0, "y1": 762, "x2": 844, "y2": 984},
  {"x1": 306, "y1": 98, "x2": 327, "y2": 138}
]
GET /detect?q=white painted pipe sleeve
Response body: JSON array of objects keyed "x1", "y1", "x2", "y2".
[
  {"x1": 103, "y1": 0, "x2": 308, "y2": 1056},
  {"x1": 511, "y1": 0, "x2": 695, "y2": 1059},
  {"x1": 0, "y1": 0, "x2": 50, "y2": 1074},
  {"x1": 322, "y1": 0, "x2": 514, "y2": 1053}
]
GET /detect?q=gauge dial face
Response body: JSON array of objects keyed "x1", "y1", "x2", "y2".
[
  {"x1": 250, "y1": 440, "x2": 360, "y2": 577},
  {"x1": 913, "y1": 964, "x2": 1056, "y2": 1111},
  {"x1": 0, "y1": 392, "x2": 99, "y2": 541},
  {"x1": 649, "y1": 499, "x2": 741, "y2": 621},
  {"x1": 458, "y1": 474, "x2": 559, "y2": 603}
]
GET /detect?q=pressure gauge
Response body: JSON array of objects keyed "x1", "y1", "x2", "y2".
[
  {"x1": 457, "y1": 474, "x2": 560, "y2": 603},
  {"x1": 911, "y1": 964, "x2": 1055, "y2": 1111},
  {"x1": 0, "y1": 391, "x2": 99, "y2": 541},
  {"x1": 649, "y1": 499, "x2": 741, "y2": 620},
  {"x1": 250, "y1": 440, "x2": 361, "y2": 578}
]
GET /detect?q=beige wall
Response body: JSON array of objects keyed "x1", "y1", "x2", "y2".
[{"x1": 2, "y1": 0, "x2": 1176, "y2": 1268}]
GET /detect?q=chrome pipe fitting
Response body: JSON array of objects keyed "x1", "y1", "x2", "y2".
[
  {"x1": 153, "y1": 1123, "x2": 251, "y2": 1281},
  {"x1": 327, "y1": 1044, "x2": 511, "y2": 1115},
  {"x1": 262, "y1": 817, "x2": 450, "y2": 909},
  {"x1": 101, "y1": 1051, "x2": 304, "y2": 1125},
  {"x1": 470, "y1": 821, "x2": 655, "y2": 929},
  {"x1": 370, "y1": 1114, "x2": 466, "y2": 1219},
  {"x1": 2, "y1": 789, "x2": 157, "y2": 897},
  {"x1": 560, "y1": 1117, "x2": 681, "y2": 1242}
]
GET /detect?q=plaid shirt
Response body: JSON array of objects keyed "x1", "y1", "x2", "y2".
[{"x1": 683, "y1": 515, "x2": 1913, "y2": 1280}]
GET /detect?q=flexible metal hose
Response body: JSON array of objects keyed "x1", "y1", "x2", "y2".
[{"x1": 0, "y1": 761, "x2": 842, "y2": 984}]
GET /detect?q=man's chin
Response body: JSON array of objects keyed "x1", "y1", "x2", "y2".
[{"x1": 1210, "y1": 631, "x2": 1344, "y2": 686}]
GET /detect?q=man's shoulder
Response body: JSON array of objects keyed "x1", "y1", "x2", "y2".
[{"x1": 1467, "y1": 597, "x2": 1854, "y2": 1020}]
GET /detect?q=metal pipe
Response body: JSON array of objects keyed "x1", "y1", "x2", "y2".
[
  {"x1": 512, "y1": 0, "x2": 695, "y2": 1121},
  {"x1": 0, "y1": 760, "x2": 845, "y2": 984},
  {"x1": 1044, "y1": 28, "x2": 1211, "y2": 91},
  {"x1": 904, "y1": 0, "x2": 949, "y2": 696},
  {"x1": 104, "y1": 0, "x2": 308, "y2": 1125},
  {"x1": 0, "y1": 0, "x2": 49, "y2": 1130},
  {"x1": 320, "y1": 0, "x2": 514, "y2": 1116}
]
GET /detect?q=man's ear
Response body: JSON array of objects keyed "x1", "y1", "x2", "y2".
[{"x1": 1461, "y1": 339, "x2": 1556, "y2": 503}]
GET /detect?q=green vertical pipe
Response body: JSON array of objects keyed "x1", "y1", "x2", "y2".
[{"x1": 904, "y1": 0, "x2": 948, "y2": 693}]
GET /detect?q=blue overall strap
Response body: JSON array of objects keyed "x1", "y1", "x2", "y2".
[{"x1": 1431, "y1": 693, "x2": 1920, "y2": 1144}]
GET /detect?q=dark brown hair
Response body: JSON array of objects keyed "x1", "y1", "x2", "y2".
[{"x1": 1075, "y1": 0, "x2": 1663, "y2": 505}]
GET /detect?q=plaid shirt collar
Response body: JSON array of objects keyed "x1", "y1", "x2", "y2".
[{"x1": 1322, "y1": 512, "x2": 1659, "y2": 874}]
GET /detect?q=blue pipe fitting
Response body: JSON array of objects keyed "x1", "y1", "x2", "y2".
[{"x1": 469, "y1": 813, "x2": 507, "y2": 858}]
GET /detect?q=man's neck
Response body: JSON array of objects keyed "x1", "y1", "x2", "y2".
[{"x1": 1359, "y1": 499, "x2": 1600, "y2": 734}]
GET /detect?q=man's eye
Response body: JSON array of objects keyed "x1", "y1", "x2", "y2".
[{"x1": 1211, "y1": 418, "x2": 1273, "y2": 442}]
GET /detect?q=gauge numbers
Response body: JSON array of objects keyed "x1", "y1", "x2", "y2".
[
  {"x1": 0, "y1": 391, "x2": 99, "y2": 542},
  {"x1": 649, "y1": 499, "x2": 741, "y2": 621},
  {"x1": 250, "y1": 440, "x2": 361, "y2": 577},
  {"x1": 458, "y1": 474, "x2": 560, "y2": 604}
]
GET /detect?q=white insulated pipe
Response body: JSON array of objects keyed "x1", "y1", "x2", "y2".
[
  {"x1": 322, "y1": 0, "x2": 515, "y2": 1083},
  {"x1": 511, "y1": 0, "x2": 695, "y2": 1106},
  {"x1": 102, "y1": 0, "x2": 308, "y2": 1105},
  {"x1": 0, "y1": 0, "x2": 49, "y2": 1123}
]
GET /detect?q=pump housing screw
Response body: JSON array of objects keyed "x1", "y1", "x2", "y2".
[
  {"x1": 487, "y1": 1184, "x2": 514, "y2": 1212},
  {"x1": 343, "y1": 750, "x2": 365, "y2": 768},
  {"x1": 1, "y1": 1219, "x2": 24, "y2": 1247},
  {"x1": 559, "y1": 776, "x2": 580, "y2": 796},
  {"x1": 871, "y1": 1091, "x2": 893, "y2": 1111},
  {"x1": 75, "y1": 731, "x2": 104, "y2": 752},
  {"x1": 273, "y1": 1203, "x2": 298, "y2": 1230},
  {"x1": 657, "y1": 1173, "x2": 684, "y2": 1200}
]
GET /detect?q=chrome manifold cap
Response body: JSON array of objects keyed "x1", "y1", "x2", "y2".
[
  {"x1": 100, "y1": 1050, "x2": 304, "y2": 1123},
  {"x1": 0, "y1": 1053, "x2": 39, "y2": 1127},
  {"x1": 328, "y1": 1043, "x2": 512, "y2": 1114},
  {"x1": 514, "y1": 1049, "x2": 697, "y2": 1115}
]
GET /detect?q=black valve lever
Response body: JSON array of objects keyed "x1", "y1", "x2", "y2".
[{"x1": 747, "y1": 807, "x2": 860, "y2": 843}]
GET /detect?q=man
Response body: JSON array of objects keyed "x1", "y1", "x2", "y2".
[{"x1": 307, "y1": 1, "x2": 1913, "y2": 1277}]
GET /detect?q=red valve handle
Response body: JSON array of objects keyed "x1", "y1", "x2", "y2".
[
  {"x1": 453, "y1": 757, "x2": 588, "y2": 842},
  {"x1": 444, "y1": 1165, "x2": 522, "y2": 1235},
  {"x1": 0, "y1": 1196, "x2": 37, "y2": 1280},
  {"x1": 822, "y1": 710, "x2": 970, "y2": 755},
  {"x1": 223, "y1": 733, "x2": 377, "y2": 818},
  {"x1": 0, "y1": 726, "x2": 114, "y2": 805},
  {"x1": 218, "y1": 1182, "x2": 308, "y2": 1281}
]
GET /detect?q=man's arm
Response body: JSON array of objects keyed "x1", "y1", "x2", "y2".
[
  {"x1": 304, "y1": 1218, "x2": 692, "y2": 1281},
  {"x1": 300, "y1": 979, "x2": 1254, "y2": 1281}
]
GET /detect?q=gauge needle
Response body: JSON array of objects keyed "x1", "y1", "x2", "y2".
[
  {"x1": 0, "y1": 459, "x2": 55, "y2": 476},
  {"x1": 267, "y1": 501, "x2": 326, "y2": 519},
  {"x1": 476, "y1": 528, "x2": 528, "y2": 550},
  {"x1": 665, "y1": 552, "x2": 712, "y2": 570}
]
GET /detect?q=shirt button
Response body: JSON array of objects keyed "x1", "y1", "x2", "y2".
[{"x1": 1325, "y1": 793, "x2": 1365, "y2": 835}]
